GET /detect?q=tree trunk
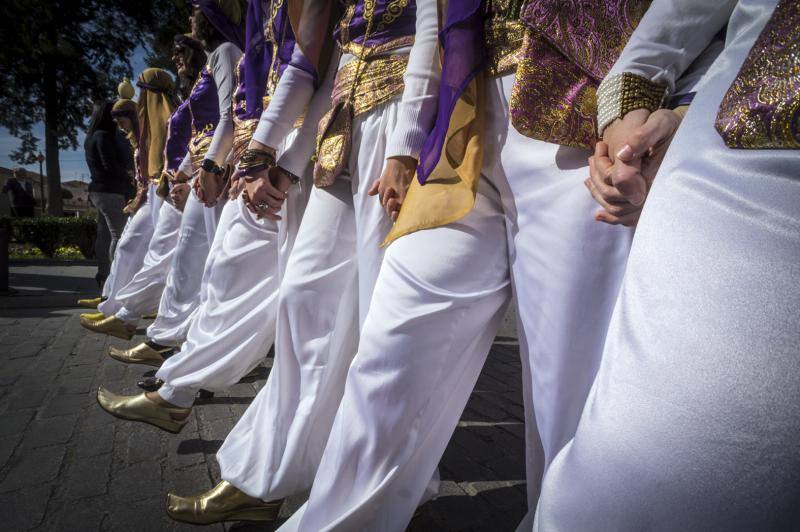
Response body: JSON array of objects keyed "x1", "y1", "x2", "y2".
[{"x1": 43, "y1": 65, "x2": 62, "y2": 216}]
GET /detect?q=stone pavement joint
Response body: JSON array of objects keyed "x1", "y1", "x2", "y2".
[{"x1": 0, "y1": 306, "x2": 526, "y2": 531}]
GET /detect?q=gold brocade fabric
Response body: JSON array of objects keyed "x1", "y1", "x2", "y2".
[
  {"x1": 188, "y1": 131, "x2": 213, "y2": 172},
  {"x1": 714, "y1": 0, "x2": 800, "y2": 149},
  {"x1": 510, "y1": 0, "x2": 651, "y2": 148},
  {"x1": 314, "y1": 54, "x2": 408, "y2": 187},
  {"x1": 231, "y1": 117, "x2": 259, "y2": 166},
  {"x1": 485, "y1": 18, "x2": 525, "y2": 77},
  {"x1": 510, "y1": 31, "x2": 599, "y2": 149},
  {"x1": 384, "y1": 74, "x2": 486, "y2": 246}
]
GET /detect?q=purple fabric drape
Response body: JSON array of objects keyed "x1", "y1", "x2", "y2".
[
  {"x1": 193, "y1": 0, "x2": 245, "y2": 50},
  {"x1": 417, "y1": 0, "x2": 485, "y2": 184},
  {"x1": 164, "y1": 100, "x2": 193, "y2": 172},
  {"x1": 243, "y1": 0, "x2": 268, "y2": 116}
]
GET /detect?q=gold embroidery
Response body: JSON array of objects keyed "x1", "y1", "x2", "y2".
[
  {"x1": 511, "y1": 33, "x2": 598, "y2": 148},
  {"x1": 314, "y1": 55, "x2": 408, "y2": 186},
  {"x1": 234, "y1": 56, "x2": 245, "y2": 114},
  {"x1": 377, "y1": 0, "x2": 410, "y2": 32},
  {"x1": 231, "y1": 116, "x2": 259, "y2": 165},
  {"x1": 266, "y1": 0, "x2": 287, "y2": 96},
  {"x1": 188, "y1": 133, "x2": 213, "y2": 172},
  {"x1": 485, "y1": 18, "x2": 525, "y2": 77},
  {"x1": 715, "y1": 0, "x2": 800, "y2": 149},
  {"x1": 338, "y1": 0, "x2": 414, "y2": 58}
]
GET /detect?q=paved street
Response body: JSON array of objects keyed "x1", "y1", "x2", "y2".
[{"x1": 0, "y1": 263, "x2": 527, "y2": 531}]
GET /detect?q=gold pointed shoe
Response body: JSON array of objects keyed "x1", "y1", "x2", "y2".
[
  {"x1": 77, "y1": 296, "x2": 103, "y2": 309},
  {"x1": 80, "y1": 315, "x2": 136, "y2": 340},
  {"x1": 106, "y1": 342, "x2": 171, "y2": 367},
  {"x1": 166, "y1": 481, "x2": 283, "y2": 525},
  {"x1": 96, "y1": 386, "x2": 189, "y2": 433},
  {"x1": 80, "y1": 311, "x2": 106, "y2": 322}
]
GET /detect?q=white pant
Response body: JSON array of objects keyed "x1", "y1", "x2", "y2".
[
  {"x1": 215, "y1": 99, "x2": 398, "y2": 501},
  {"x1": 156, "y1": 169, "x2": 311, "y2": 407},
  {"x1": 534, "y1": 5, "x2": 800, "y2": 528},
  {"x1": 98, "y1": 185, "x2": 161, "y2": 316},
  {"x1": 280, "y1": 74, "x2": 632, "y2": 531},
  {"x1": 115, "y1": 200, "x2": 182, "y2": 324},
  {"x1": 146, "y1": 186, "x2": 225, "y2": 346}
]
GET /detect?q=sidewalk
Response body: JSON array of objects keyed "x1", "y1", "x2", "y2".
[
  {"x1": 0, "y1": 263, "x2": 527, "y2": 531},
  {"x1": 1, "y1": 261, "x2": 99, "y2": 309}
]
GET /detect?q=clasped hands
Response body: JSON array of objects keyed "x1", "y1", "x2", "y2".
[
  {"x1": 240, "y1": 165, "x2": 294, "y2": 220},
  {"x1": 587, "y1": 107, "x2": 684, "y2": 226}
]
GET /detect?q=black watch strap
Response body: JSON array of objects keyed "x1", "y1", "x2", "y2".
[{"x1": 201, "y1": 158, "x2": 223, "y2": 175}]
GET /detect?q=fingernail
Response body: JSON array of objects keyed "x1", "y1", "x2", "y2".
[
  {"x1": 629, "y1": 192, "x2": 645, "y2": 206},
  {"x1": 616, "y1": 145, "x2": 634, "y2": 159}
]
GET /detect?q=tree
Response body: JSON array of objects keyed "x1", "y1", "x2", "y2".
[{"x1": 0, "y1": 0, "x2": 189, "y2": 215}]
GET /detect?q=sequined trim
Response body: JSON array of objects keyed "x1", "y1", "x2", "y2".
[
  {"x1": 597, "y1": 72, "x2": 666, "y2": 137},
  {"x1": 313, "y1": 55, "x2": 408, "y2": 187},
  {"x1": 715, "y1": 0, "x2": 800, "y2": 149},
  {"x1": 485, "y1": 18, "x2": 525, "y2": 77}
]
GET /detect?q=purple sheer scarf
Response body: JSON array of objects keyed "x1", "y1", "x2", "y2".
[
  {"x1": 417, "y1": 0, "x2": 485, "y2": 184},
  {"x1": 193, "y1": 0, "x2": 245, "y2": 50}
]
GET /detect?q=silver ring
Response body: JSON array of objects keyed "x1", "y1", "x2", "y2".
[{"x1": 257, "y1": 201, "x2": 268, "y2": 211}]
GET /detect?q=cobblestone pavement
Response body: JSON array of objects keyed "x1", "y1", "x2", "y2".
[{"x1": 0, "y1": 307, "x2": 526, "y2": 531}]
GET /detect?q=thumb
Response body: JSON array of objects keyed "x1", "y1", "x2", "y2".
[
  {"x1": 611, "y1": 160, "x2": 647, "y2": 206},
  {"x1": 367, "y1": 179, "x2": 380, "y2": 196},
  {"x1": 616, "y1": 111, "x2": 678, "y2": 162}
]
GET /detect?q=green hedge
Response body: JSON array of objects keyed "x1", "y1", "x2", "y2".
[{"x1": 0, "y1": 216, "x2": 97, "y2": 259}]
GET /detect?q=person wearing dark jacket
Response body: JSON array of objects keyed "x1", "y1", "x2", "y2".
[
  {"x1": 2, "y1": 170, "x2": 35, "y2": 217},
  {"x1": 85, "y1": 99, "x2": 135, "y2": 288}
]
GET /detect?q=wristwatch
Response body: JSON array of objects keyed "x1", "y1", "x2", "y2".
[{"x1": 200, "y1": 158, "x2": 224, "y2": 175}]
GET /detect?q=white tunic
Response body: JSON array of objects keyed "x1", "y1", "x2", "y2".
[{"x1": 534, "y1": 1, "x2": 800, "y2": 529}]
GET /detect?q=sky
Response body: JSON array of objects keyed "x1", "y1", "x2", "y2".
[{"x1": 0, "y1": 47, "x2": 150, "y2": 182}]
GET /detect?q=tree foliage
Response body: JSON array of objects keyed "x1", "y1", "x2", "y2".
[{"x1": 0, "y1": 0, "x2": 189, "y2": 213}]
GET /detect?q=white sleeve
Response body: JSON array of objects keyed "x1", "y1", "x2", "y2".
[
  {"x1": 605, "y1": 0, "x2": 736, "y2": 93},
  {"x1": 252, "y1": 44, "x2": 316, "y2": 149},
  {"x1": 384, "y1": 0, "x2": 440, "y2": 160},
  {"x1": 276, "y1": 50, "x2": 339, "y2": 177},
  {"x1": 178, "y1": 153, "x2": 192, "y2": 176},
  {"x1": 204, "y1": 42, "x2": 242, "y2": 165}
]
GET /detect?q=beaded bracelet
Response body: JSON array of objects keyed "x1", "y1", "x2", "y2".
[{"x1": 597, "y1": 72, "x2": 667, "y2": 138}]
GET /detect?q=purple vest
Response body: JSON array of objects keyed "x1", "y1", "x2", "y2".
[
  {"x1": 234, "y1": 1, "x2": 298, "y2": 121},
  {"x1": 164, "y1": 100, "x2": 193, "y2": 172},
  {"x1": 189, "y1": 67, "x2": 220, "y2": 138},
  {"x1": 334, "y1": 0, "x2": 417, "y2": 54}
]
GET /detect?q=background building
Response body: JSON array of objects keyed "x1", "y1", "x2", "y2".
[{"x1": 0, "y1": 166, "x2": 95, "y2": 217}]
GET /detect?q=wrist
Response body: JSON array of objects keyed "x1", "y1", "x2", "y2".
[
  {"x1": 274, "y1": 165, "x2": 300, "y2": 185},
  {"x1": 200, "y1": 158, "x2": 224, "y2": 175},
  {"x1": 597, "y1": 72, "x2": 667, "y2": 138}
]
